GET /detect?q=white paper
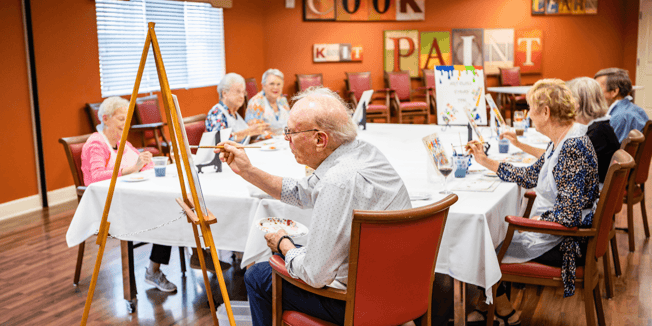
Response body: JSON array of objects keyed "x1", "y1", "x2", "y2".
[
  {"x1": 351, "y1": 89, "x2": 374, "y2": 125},
  {"x1": 195, "y1": 128, "x2": 231, "y2": 165}
]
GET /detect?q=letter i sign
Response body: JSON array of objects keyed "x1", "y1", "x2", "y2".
[{"x1": 351, "y1": 46, "x2": 363, "y2": 61}]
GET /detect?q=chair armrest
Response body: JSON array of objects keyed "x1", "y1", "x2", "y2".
[
  {"x1": 76, "y1": 186, "x2": 87, "y2": 198},
  {"x1": 131, "y1": 122, "x2": 165, "y2": 130},
  {"x1": 524, "y1": 190, "x2": 537, "y2": 199},
  {"x1": 269, "y1": 255, "x2": 347, "y2": 301},
  {"x1": 505, "y1": 215, "x2": 596, "y2": 237}
]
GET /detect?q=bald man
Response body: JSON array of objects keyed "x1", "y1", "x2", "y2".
[{"x1": 217, "y1": 87, "x2": 411, "y2": 326}]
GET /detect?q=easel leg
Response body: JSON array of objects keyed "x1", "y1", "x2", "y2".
[
  {"x1": 121, "y1": 241, "x2": 138, "y2": 312},
  {"x1": 191, "y1": 224, "x2": 219, "y2": 325},
  {"x1": 80, "y1": 225, "x2": 110, "y2": 325}
]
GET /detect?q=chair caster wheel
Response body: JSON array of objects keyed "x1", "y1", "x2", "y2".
[{"x1": 126, "y1": 300, "x2": 137, "y2": 313}]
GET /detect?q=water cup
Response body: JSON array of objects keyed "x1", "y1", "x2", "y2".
[
  {"x1": 152, "y1": 156, "x2": 168, "y2": 177},
  {"x1": 453, "y1": 155, "x2": 470, "y2": 178},
  {"x1": 499, "y1": 138, "x2": 510, "y2": 154},
  {"x1": 514, "y1": 121, "x2": 525, "y2": 136}
]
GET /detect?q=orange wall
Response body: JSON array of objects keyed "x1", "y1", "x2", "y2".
[
  {"x1": 0, "y1": 0, "x2": 39, "y2": 203},
  {"x1": 0, "y1": 0, "x2": 641, "y2": 203},
  {"x1": 261, "y1": 0, "x2": 639, "y2": 95}
]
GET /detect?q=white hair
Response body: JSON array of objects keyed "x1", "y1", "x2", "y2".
[
  {"x1": 97, "y1": 96, "x2": 130, "y2": 131},
  {"x1": 217, "y1": 73, "x2": 245, "y2": 97},
  {"x1": 292, "y1": 87, "x2": 357, "y2": 146},
  {"x1": 262, "y1": 69, "x2": 284, "y2": 85}
]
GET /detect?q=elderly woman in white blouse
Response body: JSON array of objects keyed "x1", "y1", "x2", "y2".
[{"x1": 244, "y1": 69, "x2": 291, "y2": 132}]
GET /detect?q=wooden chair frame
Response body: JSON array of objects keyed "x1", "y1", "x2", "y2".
[
  {"x1": 271, "y1": 194, "x2": 458, "y2": 326},
  {"x1": 134, "y1": 95, "x2": 171, "y2": 155},
  {"x1": 384, "y1": 71, "x2": 430, "y2": 124},
  {"x1": 344, "y1": 71, "x2": 391, "y2": 123},
  {"x1": 421, "y1": 68, "x2": 437, "y2": 123}
]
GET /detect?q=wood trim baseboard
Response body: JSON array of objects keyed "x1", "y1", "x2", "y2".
[{"x1": 0, "y1": 185, "x2": 76, "y2": 221}]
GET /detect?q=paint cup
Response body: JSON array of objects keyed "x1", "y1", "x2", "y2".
[
  {"x1": 453, "y1": 155, "x2": 470, "y2": 178},
  {"x1": 152, "y1": 156, "x2": 168, "y2": 177},
  {"x1": 499, "y1": 139, "x2": 510, "y2": 154}
]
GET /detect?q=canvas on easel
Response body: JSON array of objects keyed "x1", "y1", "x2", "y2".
[
  {"x1": 79, "y1": 23, "x2": 235, "y2": 326},
  {"x1": 434, "y1": 65, "x2": 487, "y2": 126}
]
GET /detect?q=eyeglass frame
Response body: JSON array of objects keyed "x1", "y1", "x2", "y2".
[{"x1": 283, "y1": 127, "x2": 320, "y2": 137}]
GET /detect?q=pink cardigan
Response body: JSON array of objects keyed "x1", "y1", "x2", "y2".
[{"x1": 81, "y1": 132, "x2": 153, "y2": 186}]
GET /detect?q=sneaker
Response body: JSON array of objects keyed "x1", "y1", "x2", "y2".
[
  {"x1": 145, "y1": 268, "x2": 177, "y2": 293},
  {"x1": 189, "y1": 249, "x2": 231, "y2": 273}
]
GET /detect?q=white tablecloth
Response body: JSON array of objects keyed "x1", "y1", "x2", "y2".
[{"x1": 67, "y1": 123, "x2": 545, "y2": 297}]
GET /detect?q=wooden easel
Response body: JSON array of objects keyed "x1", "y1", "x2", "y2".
[{"x1": 80, "y1": 22, "x2": 236, "y2": 326}]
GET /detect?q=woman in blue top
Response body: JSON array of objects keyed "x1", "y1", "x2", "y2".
[
  {"x1": 468, "y1": 79, "x2": 599, "y2": 325},
  {"x1": 206, "y1": 73, "x2": 268, "y2": 142}
]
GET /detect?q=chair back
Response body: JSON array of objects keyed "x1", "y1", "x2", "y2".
[
  {"x1": 59, "y1": 134, "x2": 93, "y2": 198},
  {"x1": 296, "y1": 73, "x2": 323, "y2": 92},
  {"x1": 184, "y1": 120, "x2": 206, "y2": 154},
  {"x1": 498, "y1": 67, "x2": 522, "y2": 87},
  {"x1": 345, "y1": 71, "x2": 372, "y2": 104},
  {"x1": 135, "y1": 95, "x2": 163, "y2": 139},
  {"x1": 422, "y1": 69, "x2": 436, "y2": 89},
  {"x1": 346, "y1": 194, "x2": 458, "y2": 325},
  {"x1": 86, "y1": 102, "x2": 102, "y2": 131},
  {"x1": 385, "y1": 71, "x2": 411, "y2": 101},
  {"x1": 594, "y1": 150, "x2": 635, "y2": 258},
  {"x1": 620, "y1": 129, "x2": 645, "y2": 157},
  {"x1": 633, "y1": 121, "x2": 652, "y2": 185},
  {"x1": 245, "y1": 78, "x2": 258, "y2": 100}
]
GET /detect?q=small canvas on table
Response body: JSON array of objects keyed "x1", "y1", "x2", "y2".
[
  {"x1": 351, "y1": 89, "x2": 374, "y2": 125},
  {"x1": 195, "y1": 128, "x2": 232, "y2": 165}
]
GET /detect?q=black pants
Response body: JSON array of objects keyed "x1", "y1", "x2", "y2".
[{"x1": 149, "y1": 244, "x2": 172, "y2": 265}]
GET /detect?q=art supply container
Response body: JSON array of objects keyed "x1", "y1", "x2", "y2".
[
  {"x1": 453, "y1": 155, "x2": 470, "y2": 178},
  {"x1": 499, "y1": 139, "x2": 510, "y2": 154},
  {"x1": 152, "y1": 156, "x2": 168, "y2": 177}
]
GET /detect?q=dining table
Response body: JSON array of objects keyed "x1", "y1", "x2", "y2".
[{"x1": 66, "y1": 123, "x2": 549, "y2": 325}]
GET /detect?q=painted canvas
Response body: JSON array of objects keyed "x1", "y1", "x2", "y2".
[
  {"x1": 420, "y1": 31, "x2": 451, "y2": 71},
  {"x1": 483, "y1": 29, "x2": 514, "y2": 75},
  {"x1": 532, "y1": 0, "x2": 546, "y2": 14},
  {"x1": 557, "y1": 0, "x2": 572, "y2": 13},
  {"x1": 335, "y1": 0, "x2": 369, "y2": 20},
  {"x1": 572, "y1": 0, "x2": 586, "y2": 14},
  {"x1": 368, "y1": 0, "x2": 397, "y2": 21},
  {"x1": 434, "y1": 65, "x2": 487, "y2": 126},
  {"x1": 304, "y1": 0, "x2": 336, "y2": 21},
  {"x1": 452, "y1": 29, "x2": 484, "y2": 67},
  {"x1": 396, "y1": 0, "x2": 425, "y2": 21},
  {"x1": 515, "y1": 29, "x2": 542, "y2": 74},
  {"x1": 585, "y1": 0, "x2": 597, "y2": 14},
  {"x1": 384, "y1": 30, "x2": 420, "y2": 77},
  {"x1": 546, "y1": 0, "x2": 559, "y2": 14}
]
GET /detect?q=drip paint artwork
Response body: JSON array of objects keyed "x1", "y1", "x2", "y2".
[
  {"x1": 434, "y1": 65, "x2": 487, "y2": 126},
  {"x1": 422, "y1": 133, "x2": 450, "y2": 169}
]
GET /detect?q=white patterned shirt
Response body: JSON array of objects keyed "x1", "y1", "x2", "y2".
[{"x1": 281, "y1": 139, "x2": 411, "y2": 288}]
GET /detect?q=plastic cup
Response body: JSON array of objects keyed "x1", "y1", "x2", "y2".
[
  {"x1": 514, "y1": 121, "x2": 525, "y2": 136},
  {"x1": 152, "y1": 156, "x2": 168, "y2": 177},
  {"x1": 499, "y1": 139, "x2": 510, "y2": 154},
  {"x1": 453, "y1": 155, "x2": 470, "y2": 178}
]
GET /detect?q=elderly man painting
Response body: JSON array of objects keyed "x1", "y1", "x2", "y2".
[
  {"x1": 217, "y1": 87, "x2": 411, "y2": 326},
  {"x1": 594, "y1": 68, "x2": 649, "y2": 142}
]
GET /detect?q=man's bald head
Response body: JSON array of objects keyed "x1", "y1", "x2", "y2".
[{"x1": 291, "y1": 87, "x2": 357, "y2": 148}]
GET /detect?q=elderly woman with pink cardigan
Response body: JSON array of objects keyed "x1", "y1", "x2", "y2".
[{"x1": 80, "y1": 96, "x2": 176, "y2": 293}]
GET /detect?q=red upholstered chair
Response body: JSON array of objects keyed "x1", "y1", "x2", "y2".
[
  {"x1": 182, "y1": 114, "x2": 207, "y2": 155},
  {"x1": 422, "y1": 68, "x2": 437, "y2": 122},
  {"x1": 245, "y1": 77, "x2": 259, "y2": 100},
  {"x1": 497, "y1": 67, "x2": 528, "y2": 124},
  {"x1": 344, "y1": 71, "x2": 391, "y2": 123},
  {"x1": 134, "y1": 95, "x2": 171, "y2": 155},
  {"x1": 487, "y1": 150, "x2": 635, "y2": 326},
  {"x1": 85, "y1": 100, "x2": 160, "y2": 156},
  {"x1": 270, "y1": 194, "x2": 458, "y2": 326},
  {"x1": 296, "y1": 73, "x2": 323, "y2": 93},
  {"x1": 621, "y1": 120, "x2": 652, "y2": 252},
  {"x1": 384, "y1": 71, "x2": 430, "y2": 124},
  {"x1": 59, "y1": 135, "x2": 187, "y2": 287}
]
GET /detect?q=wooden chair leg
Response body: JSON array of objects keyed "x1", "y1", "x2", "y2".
[
  {"x1": 602, "y1": 251, "x2": 614, "y2": 299},
  {"x1": 73, "y1": 241, "x2": 86, "y2": 286},
  {"x1": 593, "y1": 283, "x2": 606, "y2": 326},
  {"x1": 610, "y1": 233, "x2": 622, "y2": 276},
  {"x1": 627, "y1": 200, "x2": 636, "y2": 252},
  {"x1": 486, "y1": 283, "x2": 498, "y2": 326},
  {"x1": 178, "y1": 247, "x2": 186, "y2": 277},
  {"x1": 640, "y1": 184, "x2": 650, "y2": 238},
  {"x1": 272, "y1": 272, "x2": 283, "y2": 326},
  {"x1": 584, "y1": 285, "x2": 597, "y2": 326}
]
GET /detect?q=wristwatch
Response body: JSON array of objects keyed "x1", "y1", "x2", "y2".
[{"x1": 277, "y1": 235, "x2": 295, "y2": 254}]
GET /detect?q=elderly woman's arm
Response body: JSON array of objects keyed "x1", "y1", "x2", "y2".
[{"x1": 540, "y1": 137, "x2": 599, "y2": 227}]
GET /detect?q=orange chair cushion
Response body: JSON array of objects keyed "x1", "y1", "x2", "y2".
[
  {"x1": 501, "y1": 261, "x2": 584, "y2": 279},
  {"x1": 367, "y1": 104, "x2": 388, "y2": 111},
  {"x1": 399, "y1": 101, "x2": 427, "y2": 110},
  {"x1": 282, "y1": 311, "x2": 338, "y2": 326}
]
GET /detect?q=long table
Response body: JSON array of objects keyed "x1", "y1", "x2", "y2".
[{"x1": 67, "y1": 123, "x2": 543, "y2": 322}]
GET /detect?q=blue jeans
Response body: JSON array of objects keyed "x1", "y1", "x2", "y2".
[{"x1": 245, "y1": 256, "x2": 346, "y2": 326}]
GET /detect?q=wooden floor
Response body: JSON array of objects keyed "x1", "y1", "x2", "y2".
[{"x1": 1, "y1": 173, "x2": 652, "y2": 325}]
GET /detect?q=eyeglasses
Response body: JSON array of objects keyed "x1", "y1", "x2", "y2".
[{"x1": 283, "y1": 127, "x2": 320, "y2": 137}]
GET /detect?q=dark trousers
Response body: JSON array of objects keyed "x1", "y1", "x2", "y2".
[
  {"x1": 245, "y1": 258, "x2": 346, "y2": 326},
  {"x1": 149, "y1": 244, "x2": 172, "y2": 265}
]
